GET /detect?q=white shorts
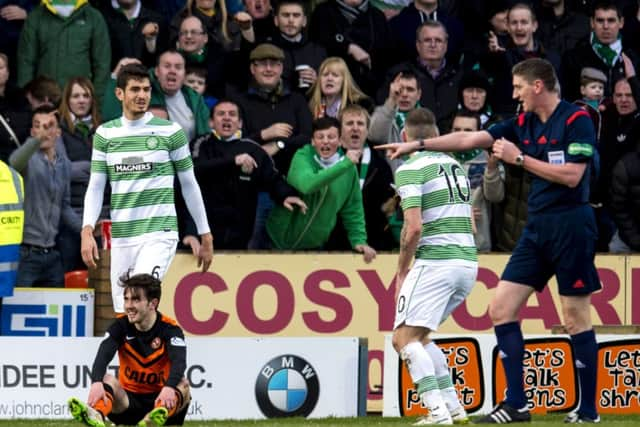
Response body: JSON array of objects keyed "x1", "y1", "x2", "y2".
[
  {"x1": 110, "y1": 238, "x2": 178, "y2": 313},
  {"x1": 394, "y1": 263, "x2": 478, "y2": 331}
]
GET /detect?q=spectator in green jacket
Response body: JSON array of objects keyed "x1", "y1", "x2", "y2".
[
  {"x1": 101, "y1": 52, "x2": 211, "y2": 141},
  {"x1": 267, "y1": 116, "x2": 376, "y2": 262},
  {"x1": 17, "y1": 0, "x2": 111, "y2": 103}
]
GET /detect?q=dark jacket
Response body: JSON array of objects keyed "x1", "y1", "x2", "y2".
[
  {"x1": 267, "y1": 32, "x2": 327, "y2": 96},
  {"x1": 252, "y1": 15, "x2": 277, "y2": 44},
  {"x1": 187, "y1": 133, "x2": 297, "y2": 249},
  {"x1": 60, "y1": 124, "x2": 92, "y2": 213},
  {"x1": 483, "y1": 42, "x2": 561, "y2": 115},
  {"x1": 96, "y1": 2, "x2": 168, "y2": 69},
  {"x1": 0, "y1": 1, "x2": 33, "y2": 80},
  {"x1": 327, "y1": 143, "x2": 395, "y2": 251},
  {"x1": 60, "y1": 123, "x2": 110, "y2": 219},
  {"x1": 536, "y1": 7, "x2": 590, "y2": 57},
  {"x1": 622, "y1": 3, "x2": 640, "y2": 60},
  {"x1": 377, "y1": 59, "x2": 462, "y2": 132},
  {"x1": 592, "y1": 108, "x2": 640, "y2": 207},
  {"x1": 610, "y1": 149, "x2": 640, "y2": 250},
  {"x1": 561, "y1": 37, "x2": 639, "y2": 102},
  {"x1": 169, "y1": 3, "x2": 241, "y2": 50},
  {"x1": 0, "y1": 85, "x2": 30, "y2": 163},
  {"x1": 17, "y1": 2, "x2": 111, "y2": 101},
  {"x1": 170, "y1": 3, "x2": 242, "y2": 97},
  {"x1": 232, "y1": 83, "x2": 313, "y2": 174},
  {"x1": 309, "y1": 0, "x2": 393, "y2": 95},
  {"x1": 388, "y1": 3, "x2": 465, "y2": 65}
]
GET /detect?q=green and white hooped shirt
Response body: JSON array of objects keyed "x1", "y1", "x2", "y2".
[
  {"x1": 395, "y1": 151, "x2": 478, "y2": 266},
  {"x1": 86, "y1": 112, "x2": 204, "y2": 247}
]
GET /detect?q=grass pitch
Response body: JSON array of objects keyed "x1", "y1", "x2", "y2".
[{"x1": 0, "y1": 414, "x2": 637, "y2": 427}]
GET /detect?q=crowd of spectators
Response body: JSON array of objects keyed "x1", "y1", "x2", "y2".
[{"x1": 1, "y1": 0, "x2": 640, "y2": 286}]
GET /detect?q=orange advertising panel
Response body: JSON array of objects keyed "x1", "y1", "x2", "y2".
[
  {"x1": 399, "y1": 338, "x2": 484, "y2": 416},
  {"x1": 493, "y1": 338, "x2": 578, "y2": 414},
  {"x1": 597, "y1": 340, "x2": 640, "y2": 414}
]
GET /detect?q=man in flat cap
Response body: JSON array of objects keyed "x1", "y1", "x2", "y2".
[{"x1": 232, "y1": 43, "x2": 312, "y2": 249}]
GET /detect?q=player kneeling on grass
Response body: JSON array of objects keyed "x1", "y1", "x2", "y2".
[
  {"x1": 68, "y1": 274, "x2": 190, "y2": 427},
  {"x1": 391, "y1": 108, "x2": 478, "y2": 425}
]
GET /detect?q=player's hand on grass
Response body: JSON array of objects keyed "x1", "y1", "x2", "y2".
[
  {"x1": 283, "y1": 196, "x2": 307, "y2": 214},
  {"x1": 87, "y1": 382, "x2": 106, "y2": 407},
  {"x1": 355, "y1": 244, "x2": 376, "y2": 263},
  {"x1": 197, "y1": 232, "x2": 214, "y2": 273},
  {"x1": 155, "y1": 386, "x2": 178, "y2": 410},
  {"x1": 81, "y1": 225, "x2": 100, "y2": 269}
]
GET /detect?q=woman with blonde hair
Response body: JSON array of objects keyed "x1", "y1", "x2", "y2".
[
  {"x1": 308, "y1": 57, "x2": 373, "y2": 119},
  {"x1": 57, "y1": 77, "x2": 104, "y2": 273}
]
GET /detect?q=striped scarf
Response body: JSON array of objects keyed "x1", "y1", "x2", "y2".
[{"x1": 336, "y1": 0, "x2": 369, "y2": 24}]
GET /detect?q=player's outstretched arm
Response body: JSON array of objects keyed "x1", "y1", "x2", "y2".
[{"x1": 376, "y1": 130, "x2": 494, "y2": 160}]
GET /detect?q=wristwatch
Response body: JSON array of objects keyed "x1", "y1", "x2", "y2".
[
  {"x1": 515, "y1": 152, "x2": 525, "y2": 167},
  {"x1": 276, "y1": 140, "x2": 285, "y2": 150}
]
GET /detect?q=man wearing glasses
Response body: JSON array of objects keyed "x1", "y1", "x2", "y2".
[{"x1": 377, "y1": 20, "x2": 461, "y2": 133}]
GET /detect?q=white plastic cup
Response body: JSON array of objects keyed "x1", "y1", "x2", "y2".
[{"x1": 295, "y1": 64, "x2": 312, "y2": 88}]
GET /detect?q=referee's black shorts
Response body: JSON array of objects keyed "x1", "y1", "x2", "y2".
[{"x1": 502, "y1": 204, "x2": 601, "y2": 296}]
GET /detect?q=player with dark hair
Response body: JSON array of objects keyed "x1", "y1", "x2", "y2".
[
  {"x1": 379, "y1": 58, "x2": 600, "y2": 424},
  {"x1": 68, "y1": 273, "x2": 190, "y2": 427},
  {"x1": 81, "y1": 63, "x2": 213, "y2": 313}
]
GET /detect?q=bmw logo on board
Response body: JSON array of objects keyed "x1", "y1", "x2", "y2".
[{"x1": 255, "y1": 354, "x2": 320, "y2": 417}]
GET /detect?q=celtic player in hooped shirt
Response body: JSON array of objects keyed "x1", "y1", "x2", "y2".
[
  {"x1": 391, "y1": 108, "x2": 476, "y2": 425},
  {"x1": 379, "y1": 58, "x2": 601, "y2": 424},
  {"x1": 81, "y1": 63, "x2": 213, "y2": 313}
]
